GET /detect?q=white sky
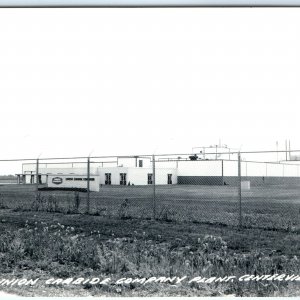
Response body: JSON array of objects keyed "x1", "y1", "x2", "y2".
[
  {"x1": 1, "y1": 0, "x2": 300, "y2": 6},
  {"x1": 0, "y1": 8, "x2": 300, "y2": 160}
]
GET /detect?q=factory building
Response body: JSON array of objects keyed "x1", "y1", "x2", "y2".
[
  {"x1": 17, "y1": 157, "x2": 177, "y2": 192},
  {"x1": 16, "y1": 154, "x2": 300, "y2": 191}
]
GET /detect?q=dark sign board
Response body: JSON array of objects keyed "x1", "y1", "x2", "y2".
[{"x1": 52, "y1": 177, "x2": 63, "y2": 185}]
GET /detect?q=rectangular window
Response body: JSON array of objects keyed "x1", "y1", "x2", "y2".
[
  {"x1": 120, "y1": 173, "x2": 127, "y2": 185},
  {"x1": 83, "y1": 178, "x2": 95, "y2": 181},
  {"x1": 147, "y1": 173, "x2": 153, "y2": 185},
  {"x1": 66, "y1": 178, "x2": 74, "y2": 181},
  {"x1": 139, "y1": 160, "x2": 143, "y2": 168},
  {"x1": 105, "y1": 173, "x2": 111, "y2": 185},
  {"x1": 167, "y1": 174, "x2": 172, "y2": 185},
  {"x1": 74, "y1": 178, "x2": 83, "y2": 181}
]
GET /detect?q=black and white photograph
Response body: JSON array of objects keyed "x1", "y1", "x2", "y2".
[{"x1": 0, "y1": 1, "x2": 300, "y2": 297}]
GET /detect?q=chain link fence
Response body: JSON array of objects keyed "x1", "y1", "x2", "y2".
[{"x1": 0, "y1": 150, "x2": 300, "y2": 230}]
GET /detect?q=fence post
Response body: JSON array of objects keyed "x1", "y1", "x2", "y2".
[
  {"x1": 87, "y1": 157, "x2": 90, "y2": 214},
  {"x1": 238, "y1": 152, "x2": 242, "y2": 228},
  {"x1": 36, "y1": 158, "x2": 39, "y2": 192},
  {"x1": 152, "y1": 154, "x2": 156, "y2": 220},
  {"x1": 221, "y1": 160, "x2": 224, "y2": 185}
]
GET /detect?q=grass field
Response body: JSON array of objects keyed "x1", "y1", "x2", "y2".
[
  {"x1": 0, "y1": 183, "x2": 300, "y2": 230},
  {"x1": 0, "y1": 210, "x2": 300, "y2": 296},
  {"x1": 0, "y1": 183, "x2": 300, "y2": 296}
]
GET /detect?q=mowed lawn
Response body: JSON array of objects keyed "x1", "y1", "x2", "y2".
[{"x1": 0, "y1": 183, "x2": 300, "y2": 230}]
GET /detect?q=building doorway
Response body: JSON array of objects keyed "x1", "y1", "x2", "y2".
[
  {"x1": 105, "y1": 173, "x2": 111, "y2": 185},
  {"x1": 147, "y1": 173, "x2": 153, "y2": 185},
  {"x1": 120, "y1": 173, "x2": 127, "y2": 185},
  {"x1": 167, "y1": 174, "x2": 172, "y2": 184}
]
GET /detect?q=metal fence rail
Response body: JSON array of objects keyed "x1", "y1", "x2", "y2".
[{"x1": 0, "y1": 149, "x2": 299, "y2": 230}]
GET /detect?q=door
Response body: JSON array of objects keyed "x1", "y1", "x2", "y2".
[
  {"x1": 167, "y1": 174, "x2": 172, "y2": 184},
  {"x1": 147, "y1": 173, "x2": 153, "y2": 185},
  {"x1": 120, "y1": 173, "x2": 127, "y2": 185},
  {"x1": 105, "y1": 173, "x2": 111, "y2": 185}
]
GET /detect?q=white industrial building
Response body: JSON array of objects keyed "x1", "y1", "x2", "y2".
[
  {"x1": 17, "y1": 157, "x2": 177, "y2": 192},
  {"x1": 16, "y1": 152, "x2": 300, "y2": 192}
]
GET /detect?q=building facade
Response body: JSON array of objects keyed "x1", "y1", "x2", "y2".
[{"x1": 16, "y1": 156, "x2": 300, "y2": 191}]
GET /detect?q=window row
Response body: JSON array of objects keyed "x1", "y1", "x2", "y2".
[
  {"x1": 104, "y1": 173, "x2": 173, "y2": 185},
  {"x1": 66, "y1": 178, "x2": 95, "y2": 181}
]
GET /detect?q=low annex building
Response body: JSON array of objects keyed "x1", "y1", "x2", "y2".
[{"x1": 17, "y1": 157, "x2": 177, "y2": 192}]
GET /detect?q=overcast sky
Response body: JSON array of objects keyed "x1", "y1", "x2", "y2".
[
  {"x1": 0, "y1": 8, "x2": 299, "y2": 160},
  {"x1": 1, "y1": 0, "x2": 300, "y2": 6}
]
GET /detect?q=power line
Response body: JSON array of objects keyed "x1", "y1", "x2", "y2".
[{"x1": 0, "y1": 149, "x2": 299, "y2": 162}]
